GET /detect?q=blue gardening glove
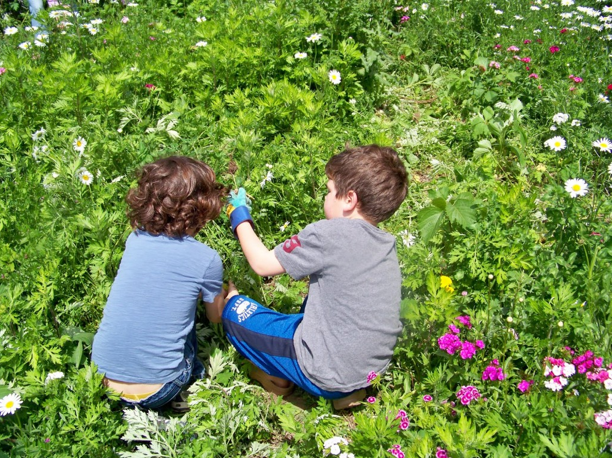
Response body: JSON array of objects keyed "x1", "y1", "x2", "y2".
[{"x1": 226, "y1": 187, "x2": 254, "y2": 237}]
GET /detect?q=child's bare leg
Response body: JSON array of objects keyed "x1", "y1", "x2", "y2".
[
  {"x1": 332, "y1": 389, "x2": 367, "y2": 410},
  {"x1": 249, "y1": 363, "x2": 295, "y2": 396}
]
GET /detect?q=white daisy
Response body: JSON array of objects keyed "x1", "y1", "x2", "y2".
[
  {"x1": 73, "y1": 136, "x2": 87, "y2": 153},
  {"x1": 279, "y1": 221, "x2": 290, "y2": 232},
  {"x1": 421, "y1": 3, "x2": 429, "y2": 10},
  {"x1": 294, "y1": 52, "x2": 307, "y2": 59},
  {"x1": 196, "y1": 16, "x2": 206, "y2": 22},
  {"x1": 25, "y1": 26, "x2": 39, "y2": 32},
  {"x1": 194, "y1": 41, "x2": 207, "y2": 47},
  {"x1": 544, "y1": 136, "x2": 567, "y2": 151},
  {"x1": 552, "y1": 113, "x2": 569, "y2": 124},
  {"x1": 571, "y1": 119, "x2": 581, "y2": 126},
  {"x1": 89, "y1": 27, "x2": 98, "y2": 35},
  {"x1": 18, "y1": 41, "x2": 31, "y2": 50},
  {"x1": 32, "y1": 127, "x2": 46, "y2": 141},
  {"x1": 328, "y1": 69, "x2": 341, "y2": 85},
  {"x1": 599, "y1": 94, "x2": 610, "y2": 103},
  {"x1": 127, "y1": 2, "x2": 138, "y2": 6},
  {"x1": 592, "y1": 138, "x2": 612, "y2": 152},
  {"x1": 399, "y1": 230, "x2": 416, "y2": 247},
  {"x1": 45, "y1": 371, "x2": 65, "y2": 384},
  {"x1": 306, "y1": 33, "x2": 322, "y2": 43},
  {"x1": 78, "y1": 169, "x2": 94, "y2": 185},
  {"x1": 34, "y1": 40, "x2": 46, "y2": 47},
  {"x1": 561, "y1": 0, "x2": 574, "y2": 5},
  {"x1": 4, "y1": 26, "x2": 18, "y2": 35},
  {"x1": 0, "y1": 393, "x2": 22, "y2": 416},
  {"x1": 564, "y1": 178, "x2": 589, "y2": 197},
  {"x1": 90, "y1": 19, "x2": 103, "y2": 25}
]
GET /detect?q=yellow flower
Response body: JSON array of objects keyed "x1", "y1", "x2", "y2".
[{"x1": 440, "y1": 275, "x2": 454, "y2": 293}]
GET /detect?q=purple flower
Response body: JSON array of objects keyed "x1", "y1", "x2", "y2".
[
  {"x1": 456, "y1": 385, "x2": 481, "y2": 405},
  {"x1": 367, "y1": 371, "x2": 378, "y2": 384},
  {"x1": 423, "y1": 394, "x2": 433, "y2": 402},
  {"x1": 482, "y1": 364, "x2": 505, "y2": 381},
  {"x1": 517, "y1": 380, "x2": 534, "y2": 393},
  {"x1": 460, "y1": 341, "x2": 476, "y2": 360},
  {"x1": 398, "y1": 418, "x2": 410, "y2": 430},
  {"x1": 44, "y1": 438, "x2": 50, "y2": 443},
  {"x1": 549, "y1": 46, "x2": 560, "y2": 53},
  {"x1": 448, "y1": 324, "x2": 460, "y2": 334},
  {"x1": 436, "y1": 448, "x2": 449, "y2": 458},
  {"x1": 456, "y1": 315, "x2": 472, "y2": 329},
  {"x1": 475, "y1": 340, "x2": 485, "y2": 349},
  {"x1": 438, "y1": 333, "x2": 462, "y2": 355},
  {"x1": 400, "y1": 15, "x2": 410, "y2": 23},
  {"x1": 0, "y1": 67, "x2": 6, "y2": 76},
  {"x1": 367, "y1": 396, "x2": 376, "y2": 404}
]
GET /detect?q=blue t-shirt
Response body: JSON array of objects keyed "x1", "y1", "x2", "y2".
[{"x1": 92, "y1": 230, "x2": 223, "y2": 384}]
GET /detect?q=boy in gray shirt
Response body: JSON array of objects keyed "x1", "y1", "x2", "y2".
[{"x1": 222, "y1": 145, "x2": 407, "y2": 409}]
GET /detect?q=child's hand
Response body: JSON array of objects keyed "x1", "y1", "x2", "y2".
[
  {"x1": 228, "y1": 188, "x2": 252, "y2": 211},
  {"x1": 226, "y1": 188, "x2": 254, "y2": 236},
  {"x1": 224, "y1": 281, "x2": 239, "y2": 303}
]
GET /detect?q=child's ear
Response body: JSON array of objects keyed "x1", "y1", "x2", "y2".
[{"x1": 344, "y1": 190, "x2": 358, "y2": 211}]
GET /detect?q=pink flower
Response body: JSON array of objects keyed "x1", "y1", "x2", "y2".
[
  {"x1": 423, "y1": 394, "x2": 433, "y2": 402},
  {"x1": 121, "y1": 16, "x2": 129, "y2": 23},
  {"x1": 528, "y1": 73, "x2": 539, "y2": 79},
  {"x1": 506, "y1": 45, "x2": 520, "y2": 52},
  {"x1": 436, "y1": 448, "x2": 449, "y2": 458},
  {"x1": 489, "y1": 61, "x2": 500, "y2": 69},
  {"x1": 367, "y1": 396, "x2": 376, "y2": 404},
  {"x1": 461, "y1": 291, "x2": 467, "y2": 296},
  {"x1": 521, "y1": 57, "x2": 531, "y2": 63},
  {"x1": 0, "y1": 67, "x2": 6, "y2": 76},
  {"x1": 517, "y1": 380, "x2": 534, "y2": 393},
  {"x1": 145, "y1": 83, "x2": 156, "y2": 90},
  {"x1": 460, "y1": 341, "x2": 476, "y2": 360},
  {"x1": 475, "y1": 340, "x2": 485, "y2": 349},
  {"x1": 572, "y1": 76, "x2": 583, "y2": 83},
  {"x1": 449, "y1": 324, "x2": 460, "y2": 334},
  {"x1": 149, "y1": 36, "x2": 156, "y2": 41},
  {"x1": 398, "y1": 418, "x2": 410, "y2": 430},
  {"x1": 482, "y1": 364, "x2": 505, "y2": 381},
  {"x1": 438, "y1": 333, "x2": 462, "y2": 355},
  {"x1": 456, "y1": 385, "x2": 481, "y2": 405},
  {"x1": 367, "y1": 371, "x2": 378, "y2": 383},
  {"x1": 549, "y1": 46, "x2": 560, "y2": 53},
  {"x1": 395, "y1": 409, "x2": 408, "y2": 420},
  {"x1": 523, "y1": 39, "x2": 532, "y2": 44},
  {"x1": 595, "y1": 357, "x2": 604, "y2": 367},
  {"x1": 560, "y1": 28, "x2": 568, "y2": 34},
  {"x1": 494, "y1": 44, "x2": 501, "y2": 49},
  {"x1": 400, "y1": 15, "x2": 410, "y2": 23},
  {"x1": 456, "y1": 315, "x2": 472, "y2": 329}
]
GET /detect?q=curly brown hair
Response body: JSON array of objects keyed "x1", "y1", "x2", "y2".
[
  {"x1": 126, "y1": 156, "x2": 226, "y2": 237},
  {"x1": 325, "y1": 144, "x2": 408, "y2": 224}
]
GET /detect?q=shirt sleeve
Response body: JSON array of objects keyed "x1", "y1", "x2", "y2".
[
  {"x1": 200, "y1": 251, "x2": 223, "y2": 303},
  {"x1": 273, "y1": 222, "x2": 325, "y2": 280}
]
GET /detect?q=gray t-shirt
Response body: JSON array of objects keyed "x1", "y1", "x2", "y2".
[
  {"x1": 92, "y1": 230, "x2": 223, "y2": 384},
  {"x1": 274, "y1": 218, "x2": 402, "y2": 392}
]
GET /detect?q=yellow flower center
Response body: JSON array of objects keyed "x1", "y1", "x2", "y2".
[
  {"x1": 77, "y1": 141, "x2": 82, "y2": 147},
  {"x1": 554, "y1": 141, "x2": 561, "y2": 147},
  {"x1": 83, "y1": 174, "x2": 90, "y2": 180},
  {"x1": 6, "y1": 401, "x2": 13, "y2": 408},
  {"x1": 572, "y1": 184, "x2": 581, "y2": 191},
  {"x1": 602, "y1": 143, "x2": 609, "y2": 148}
]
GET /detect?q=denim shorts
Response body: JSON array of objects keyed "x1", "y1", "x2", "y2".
[{"x1": 121, "y1": 326, "x2": 205, "y2": 410}]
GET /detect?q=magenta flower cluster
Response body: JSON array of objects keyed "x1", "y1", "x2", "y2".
[
  {"x1": 436, "y1": 448, "x2": 449, "y2": 458},
  {"x1": 543, "y1": 357, "x2": 576, "y2": 391},
  {"x1": 388, "y1": 444, "x2": 405, "y2": 458},
  {"x1": 438, "y1": 316, "x2": 483, "y2": 360},
  {"x1": 482, "y1": 359, "x2": 506, "y2": 381},
  {"x1": 456, "y1": 385, "x2": 481, "y2": 405},
  {"x1": 367, "y1": 371, "x2": 378, "y2": 384},
  {"x1": 517, "y1": 379, "x2": 534, "y2": 393},
  {"x1": 573, "y1": 351, "x2": 612, "y2": 388},
  {"x1": 395, "y1": 409, "x2": 410, "y2": 431}
]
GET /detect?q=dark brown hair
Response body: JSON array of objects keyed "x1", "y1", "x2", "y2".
[
  {"x1": 126, "y1": 156, "x2": 226, "y2": 237},
  {"x1": 325, "y1": 144, "x2": 408, "y2": 224}
]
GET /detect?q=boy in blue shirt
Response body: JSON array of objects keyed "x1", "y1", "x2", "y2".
[
  {"x1": 92, "y1": 156, "x2": 231, "y2": 410},
  {"x1": 223, "y1": 145, "x2": 407, "y2": 409}
]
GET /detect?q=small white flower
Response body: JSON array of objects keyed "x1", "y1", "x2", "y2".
[
  {"x1": 599, "y1": 94, "x2": 610, "y2": 103},
  {"x1": 571, "y1": 119, "x2": 581, "y2": 126},
  {"x1": 34, "y1": 39, "x2": 46, "y2": 47},
  {"x1": 306, "y1": 33, "x2": 322, "y2": 43},
  {"x1": 399, "y1": 230, "x2": 416, "y2": 247},
  {"x1": 91, "y1": 19, "x2": 103, "y2": 25},
  {"x1": 32, "y1": 127, "x2": 46, "y2": 141},
  {"x1": 78, "y1": 169, "x2": 94, "y2": 185},
  {"x1": 4, "y1": 26, "x2": 18, "y2": 36},
  {"x1": 488, "y1": 274, "x2": 494, "y2": 280},
  {"x1": 608, "y1": 162, "x2": 612, "y2": 176},
  {"x1": 561, "y1": 0, "x2": 574, "y2": 5},
  {"x1": 18, "y1": 41, "x2": 31, "y2": 50},
  {"x1": 494, "y1": 9, "x2": 503, "y2": 14},
  {"x1": 563, "y1": 363, "x2": 575, "y2": 377},
  {"x1": 279, "y1": 221, "x2": 290, "y2": 232},
  {"x1": 328, "y1": 69, "x2": 341, "y2": 85},
  {"x1": 330, "y1": 444, "x2": 341, "y2": 455},
  {"x1": 294, "y1": 52, "x2": 307, "y2": 59},
  {"x1": 421, "y1": 3, "x2": 429, "y2": 10},
  {"x1": 25, "y1": 26, "x2": 39, "y2": 32},
  {"x1": 592, "y1": 138, "x2": 612, "y2": 152},
  {"x1": 260, "y1": 170, "x2": 273, "y2": 189},
  {"x1": 544, "y1": 136, "x2": 567, "y2": 151},
  {"x1": 507, "y1": 316, "x2": 513, "y2": 323},
  {"x1": 45, "y1": 371, "x2": 65, "y2": 384},
  {"x1": 349, "y1": 98, "x2": 357, "y2": 105},
  {"x1": 564, "y1": 178, "x2": 589, "y2": 198},
  {"x1": 111, "y1": 175, "x2": 124, "y2": 183},
  {"x1": 194, "y1": 41, "x2": 208, "y2": 47},
  {"x1": 605, "y1": 378, "x2": 612, "y2": 390},
  {"x1": 196, "y1": 16, "x2": 206, "y2": 22},
  {"x1": 0, "y1": 393, "x2": 22, "y2": 416},
  {"x1": 550, "y1": 125, "x2": 557, "y2": 131},
  {"x1": 552, "y1": 113, "x2": 569, "y2": 124},
  {"x1": 89, "y1": 27, "x2": 98, "y2": 35},
  {"x1": 73, "y1": 137, "x2": 87, "y2": 153},
  {"x1": 127, "y1": 2, "x2": 139, "y2": 6}
]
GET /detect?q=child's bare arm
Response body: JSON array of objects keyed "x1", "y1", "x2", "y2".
[
  {"x1": 235, "y1": 223, "x2": 285, "y2": 277},
  {"x1": 204, "y1": 281, "x2": 239, "y2": 323}
]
